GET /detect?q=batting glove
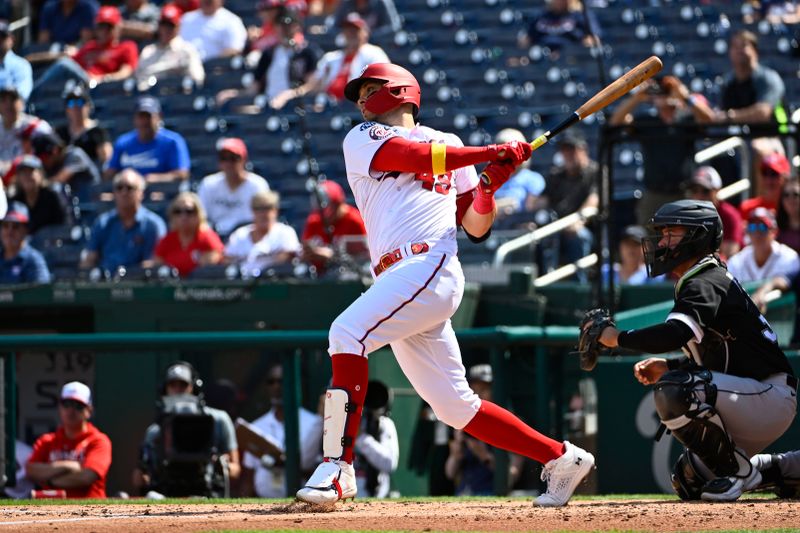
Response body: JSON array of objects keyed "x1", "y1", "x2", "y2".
[{"x1": 487, "y1": 141, "x2": 532, "y2": 166}]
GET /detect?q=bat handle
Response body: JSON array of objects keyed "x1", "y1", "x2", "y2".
[{"x1": 530, "y1": 133, "x2": 550, "y2": 151}]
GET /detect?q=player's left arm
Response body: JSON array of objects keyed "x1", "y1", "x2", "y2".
[{"x1": 460, "y1": 161, "x2": 518, "y2": 239}]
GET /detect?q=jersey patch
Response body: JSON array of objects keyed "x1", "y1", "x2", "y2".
[{"x1": 367, "y1": 124, "x2": 396, "y2": 141}]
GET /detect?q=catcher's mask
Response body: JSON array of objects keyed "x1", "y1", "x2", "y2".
[{"x1": 643, "y1": 200, "x2": 722, "y2": 277}]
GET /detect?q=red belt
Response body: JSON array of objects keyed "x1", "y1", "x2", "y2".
[{"x1": 373, "y1": 242, "x2": 430, "y2": 276}]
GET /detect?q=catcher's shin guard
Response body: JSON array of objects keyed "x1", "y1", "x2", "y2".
[{"x1": 672, "y1": 451, "x2": 712, "y2": 500}]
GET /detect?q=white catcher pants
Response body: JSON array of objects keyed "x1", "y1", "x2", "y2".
[{"x1": 328, "y1": 248, "x2": 482, "y2": 429}]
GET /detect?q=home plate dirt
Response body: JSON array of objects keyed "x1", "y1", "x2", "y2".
[{"x1": 0, "y1": 499, "x2": 798, "y2": 532}]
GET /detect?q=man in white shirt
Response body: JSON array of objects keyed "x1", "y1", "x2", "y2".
[
  {"x1": 269, "y1": 12, "x2": 389, "y2": 109},
  {"x1": 727, "y1": 207, "x2": 800, "y2": 283},
  {"x1": 136, "y1": 5, "x2": 205, "y2": 85},
  {"x1": 240, "y1": 364, "x2": 322, "y2": 498},
  {"x1": 197, "y1": 137, "x2": 269, "y2": 238},
  {"x1": 179, "y1": 0, "x2": 247, "y2": 61}
]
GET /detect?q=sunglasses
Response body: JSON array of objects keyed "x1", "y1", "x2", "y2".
[
  {"x1": 172, "y1": 207, "x2": 198, "y2": 216},
  {"x1": 253, "y1": 205, "x2": 276, "y2": 212},
  {"x1": 762, "y1": 170, "x2": 782, "y2": 179},
  {"x1": 1, "y1": 222, "x2": 24, "y2": 231},
  {"x1": 114, "y1": 183, "x2": 136, "y2": 192},
  {"x1": 747, "y1": 222, "x2": 770, "y2": 233},
  {"x1": 66, "y1": 98, "x2": 85, "y2": 109},
  {"x1": 266, "y1": 378, "x2": 281, "y2": 385},
  {"x1": 218, "y1": 154, "x2": 241, "y2": 162},
  {"x1": 783, "y1": 191, "x2": 800, "y2": 199},
  {"x1": 59, "y1": 399, "x2": 87, "y2": 410}
]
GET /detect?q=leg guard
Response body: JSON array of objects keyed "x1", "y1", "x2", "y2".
[
  {"x1": 322, "y1": 388, "x2": 356, "y2": 460},
  {"x1": 653, "y1": 369, "x2": 739, "y2": 477},
  {"x1": 671, "y1": 451, "x2": 711, "y2": 501}
]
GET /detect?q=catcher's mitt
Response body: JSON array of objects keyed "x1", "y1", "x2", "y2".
[{"x1": 575, "y1": 308, "x2": 616, "y2": 371}]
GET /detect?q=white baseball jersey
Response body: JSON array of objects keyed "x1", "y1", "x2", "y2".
[{"x1": 342, "y1": 122, "x2": 480, "y2": 264}]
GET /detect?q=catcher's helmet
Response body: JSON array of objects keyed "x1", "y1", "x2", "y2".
[
  {"x1": 643, "y1": 199, "x2": 722, "y2": 277},
  {"x1": 344, "y1": 63, "x2": 421, "y2": 118}
]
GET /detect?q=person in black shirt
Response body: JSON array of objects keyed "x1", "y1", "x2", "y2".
[
  {"x1": 55, "y1": 83, "x2": 112, "y2": 173},
  {"x1": 592, "y1": 200, "x2": 796, "y2": 502},
  {"x1": 9, "y1": 155, "x2": 68, "y2": 235},
  {"x1": 31, "y1": 131, "x2": 100, "y2": 203}
]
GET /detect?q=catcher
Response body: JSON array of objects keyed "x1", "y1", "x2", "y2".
[{"x1": 578, "y1": 200, "x2": 797, "y2": 501}]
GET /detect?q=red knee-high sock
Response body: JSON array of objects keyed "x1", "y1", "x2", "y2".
[
  {"x1": 463, "y1": 400, "x2": 564, "y2": 464},
  {"x1": 331, "y1": 353, "x2": 369, "y2": 464}
]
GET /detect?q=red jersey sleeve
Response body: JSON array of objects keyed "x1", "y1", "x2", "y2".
[
  {"x1": 27, "y1": 433, "x2": 55, "y2": 464},
  {"x1": 82, "y1": 432, "x2": 112, "y2": 479},
  {"x1": 455, "y1": 188, "x2": 477, "y2": 226}
]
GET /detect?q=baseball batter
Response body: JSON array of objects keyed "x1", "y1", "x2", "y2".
[
  {"x1": 586, "y1": 200, "x2": 797, "y2": 502},
  {"x1": 296, "y1": 63, "x2": 595, "y2": 507}
]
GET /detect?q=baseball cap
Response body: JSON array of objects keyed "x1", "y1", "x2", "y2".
[
  {"x1": 686, "y1": 165, "x2": 723, "y2": 191},
  {"x1": 61, "y1": 381, "x2": 92, "y2": 407},
  {"x1": 341, "y1": 12, "x2": 368, "y2": 31},
  {"x1": 747, "y1": 207, "x2": 777, "y2": 230},
  {"x1": 135, "y1": 96, "x2": 162, "y2": 115},
  {"x1": 0, "y1": 20, "x2": 10, "y2": 35},
  {"x1": 95, "y1": 6, "x2": 122, "y2": 26},
  {"x1": 0, "y1": 82, "x2": 19, "y2": 98},
  {"x1": 495, "y1": 128, "x2": 526, "y2": 144},
  {"x1": 17, "y1": 154, "x2": 43, "y2": 170},
  {"x1": 3, "y1": 201, "x2": 30, "y2": 224},
  {"x1": 620, "y1": 225, "x2": 648, "y2": 244},
  {"x1": 160, "y1": 5, "x2": 182, "y2": 26},
  {"x1": 257, "y1": 0, "x2": 284, "y2": 10},
  {"x1": 557, "y1": 130, "x2": 587, "y2": 149},
  {"x1": 760, "y1": 153, "x2": 790, "y2": 176},
  {"x1": 166, "y1": 363, "x2": 193, "y2": 384},
  {"x1": 31, "y1": 132, "x2": 64, "y2": 155},
  {"x1": 320, "y1": 180, "x2": 345, "y2": 204},
  {"x1": 216, "y1": 137, "x2": 248, "y2": 160},
  {"x1": 468, "y1": 364, "x2": 493, "y2": 384}
]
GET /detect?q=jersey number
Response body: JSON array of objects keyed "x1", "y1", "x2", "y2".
[
  {"x1": 415, "y1": 172, "x2": 453, "y2": 195},
  {"x1": 759, "y1": 314, "x2": 778, "y2": 344}
]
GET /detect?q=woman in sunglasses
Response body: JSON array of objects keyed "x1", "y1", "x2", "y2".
[
  {"x1": 777, "y1": 177, "x2": 800, "y2": 253},
  {"x1": 150, "y1": 192, "x2": 224, "y2": 277},
  {"x1": 55, "y1": 83, "x2": 112, "y2": 171}
]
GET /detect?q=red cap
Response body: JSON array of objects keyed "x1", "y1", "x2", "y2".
[
  {"x1": 748, "y1": 207, "x2": 777, "y2": 230},
  {"x1": 321, "y1": 180, "x2": 345, "y2": 204},
  {"x1": 216, "y1": 137, "x2": 248, "y2": 160},
  {"x1": 96, "y1": 6, "x2": 122, "y2": 26},
  {"x1": 760, "y1": 153, "x2": 790, "y2": 176},
  {"x1": 341, "y1": 12, "x2": 368, "y2": 31},
  {"x1": 160, "y1": 5, "x2": 182, "y2": 26}
]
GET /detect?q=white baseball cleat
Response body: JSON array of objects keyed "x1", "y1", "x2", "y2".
[
  {"x1": 534, "y1": 441, "x2": 595, "y2": 507},
  {"x1": 296, "y1": 460, "x2": 357, "y2": 505},
  {"x1": 700, "y1": 464, "x2": 762, "y2": 502}
]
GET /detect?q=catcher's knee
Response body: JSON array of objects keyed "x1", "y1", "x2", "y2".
[{"x1": 653, "y1": 369, "x2": 715, "y2": 423}]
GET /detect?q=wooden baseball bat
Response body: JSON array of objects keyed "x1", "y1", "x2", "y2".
[{"x1": 529, "y1": 56, "x2": 663, "y2": 151}]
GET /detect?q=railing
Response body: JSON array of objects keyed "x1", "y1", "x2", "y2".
[{"x1": 0, "y1": 326, "x2": 577, "y2": 496}]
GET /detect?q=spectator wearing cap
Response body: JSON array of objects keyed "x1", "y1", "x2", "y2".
[
  {"x1": 270, "y1": 12, "x2": 389, "y2": 109},
  {"x1": 29, "y1": 6, "x2": 139, "y2": 101},
  {"x1": 9, "y1": 155, "x2": 68, "y2": 235},
  {"x1": 0, "y1": 20, "x2": 33, "y2": 102},
  {"x1": 26, "y1": 381, "x2": 111, "y2": 499},
  {"x1": 179, "y1": 0, "x2": 247, "y2": 61},
  {"x1": 0, "y1": 202, "x2": 51, "y2": 284},
  {"x1": 132, "y1": 362, "x2": 240, "y2": 495},
  {"x1": 105, "y1": 96, "x2": 191, "y2": 183},
  {"x1": 533, "y1": 130, "x2": 597, "y2": 279},
  {"x1": 164, "y1": 0, "x2": 200, "y2": 17},
  {"x1": 603, "y1": 225, "x2": 663, "y2": 286},
  {"x1": 135, "y1": 5, "x2": 205, "y2": 86},
  {"x1": 683, "y1": 165, "x2": 744, "y2": 258},
  {"x1": 80, "y1": 169, "x2": 167, "y2": 272},
  {"x1": 247, "y1": 0, "x2": 304, "y2": 54},
  {"x1": 301, "y1": 180, "x2": 366, "y2": 274},
  {"x1": 491, "y1": 129, "x2": 545, "y2": 218},
  {"x1": 609, "y1": 75, "x2": 715, "y2": 224},
  {"x1": 32, "y1": 131, "x2": 99, "y2": 202},
  {"x1": 147, "y1": 192, "x2": 224, "y2": 277},
  {"x1": 0, "y1": 85, "x2": 52, "y2": 176},
  {"x1": 777, "y1": 177, "x2": 800, "y2": 253},
  {"x1": 197, "y1": 138, "x2": 269, "y2": 238},
  {"x1": 224, "y1": 190, "x2": 301, "y2": 276},
  {"x1": 740, "y1": 153, "x2": 791, "y2": 221},
  {"x1": 727, "y1": 207, "x2": 800, "y2": 283},
  {"x1": 333, "y1": 0, "x2": 402, "y2": 36},
  {"x1": 218, "y1": 8, "x2": 318, "y2": 105},
  {"x1": 37, "y1": 0, "x2": 98, "y2": 46},
  {"x1": 56, "y1": 83, "x2": 112, "y2": 171},
  {"x1": 120, "y1": 0, "x2": 161, "y2": 42},
  {"x1": 518, "y1": 0, "x2": 601, "y2": 54}
]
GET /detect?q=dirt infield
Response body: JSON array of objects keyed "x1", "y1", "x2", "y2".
[{"x1": 1, "y1": 498, "x2": 798, "y2": 532}]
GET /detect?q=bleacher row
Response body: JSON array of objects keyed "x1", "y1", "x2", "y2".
[{"x1": 23, "y1": 0, "x2": 800, "y2": 280}]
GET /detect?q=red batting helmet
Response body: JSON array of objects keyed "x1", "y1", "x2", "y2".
[{"x1": 344, "y1": 63, "x2": 421, "y2": 117}]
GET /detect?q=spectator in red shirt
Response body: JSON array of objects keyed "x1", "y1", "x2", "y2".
[
  {"x1": 301, "y1": 180, "x2": 367, "y2": 274},
  {"x1": 683, "y1": 165, "x2": 744, "y2": 259},
  {"x1": 29, "y1": 7, "x2": 139, "y2": 103},
  {"x1": 150, "y1": 192, "x2": 224, "y2": 277},
  {"x1": 25, "y1": 382, "x2": 112, "y2": 499},
  {"x1": 740, "y1": 153, "x2": 790, "y2": 221}
]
